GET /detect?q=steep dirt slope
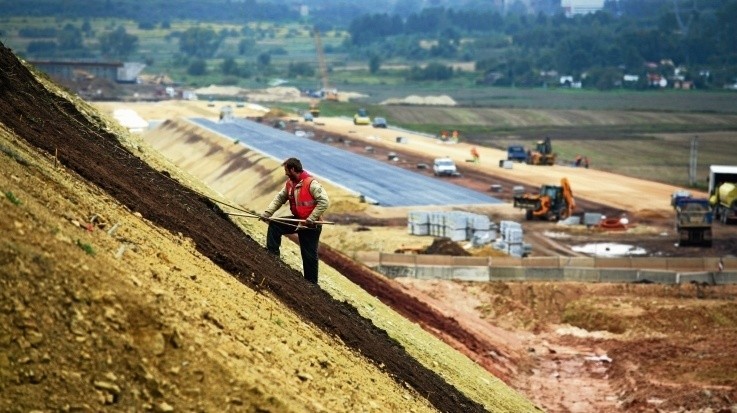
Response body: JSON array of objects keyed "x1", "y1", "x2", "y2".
[{"x1": 0, "y1": 44, "x2": 539, "y2": 411}]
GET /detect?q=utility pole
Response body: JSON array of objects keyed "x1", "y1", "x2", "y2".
[{"x1": 689, "y1": 135, "x2": 698, "y2": 186}]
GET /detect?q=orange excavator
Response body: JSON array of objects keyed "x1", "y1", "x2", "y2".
[{"x1": 513, "y1": 177, "x2": 576, "y2": 221}]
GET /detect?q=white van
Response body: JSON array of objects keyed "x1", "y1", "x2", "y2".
[{"x1": 432, "y1": 157, "x2": 458, "y2": 176}]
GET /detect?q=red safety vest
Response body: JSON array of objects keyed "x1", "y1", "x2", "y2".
[{"x1": 286, "y1": 176, "x2": 317, "y2": 219}]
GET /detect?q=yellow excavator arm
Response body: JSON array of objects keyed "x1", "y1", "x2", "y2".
[{"x1": 560, "y1": 177, "x2": 575, "y2": 218}]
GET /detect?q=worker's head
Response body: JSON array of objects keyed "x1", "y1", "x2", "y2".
[{"x1": 283, "y1": 157, "x2": 303, "y2": 181}]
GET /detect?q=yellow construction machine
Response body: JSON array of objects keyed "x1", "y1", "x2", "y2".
[
  {"x1": 513, "y1": 177, "x2": 576, "y2": 221},
  {"x1": 527, "y1": 136, "x2": 556, "y2": 165},
  {"x1": 309, "y1": 100, "x2": 320, "y2": 117}
]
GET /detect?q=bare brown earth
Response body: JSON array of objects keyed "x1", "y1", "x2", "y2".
[
  {"x1": 10, "y1": 46, "x2": 736, "y2": 411},
  {"x1": 89, "y1": 100, "x2": 737, "y2": 411}
]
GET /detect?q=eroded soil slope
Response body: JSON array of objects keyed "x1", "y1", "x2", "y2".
[{"x1": 0, "y1": 43, "x2": 513, "y2": 412}]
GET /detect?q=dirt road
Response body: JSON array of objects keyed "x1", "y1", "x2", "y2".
[{"x1": 304, "y1": 116, "x2": 697, "y2": 214}]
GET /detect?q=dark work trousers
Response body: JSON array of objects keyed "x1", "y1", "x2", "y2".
[{"x1": 266, "y1": 217, "x2": 322, "y2": 284}]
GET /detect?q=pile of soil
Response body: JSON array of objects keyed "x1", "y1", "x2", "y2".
[{"x1": 423, "y1": 237, "x2": 472, "y2": 256}]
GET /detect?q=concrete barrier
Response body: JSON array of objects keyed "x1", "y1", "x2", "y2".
[
  {"x1": 524, "y1": 267, "x2": 564, "y2": 281},
  {"x1": 562, "y1": 257, "x2": 596, "y2": 268},
  {"x1": 523, "y1": 256, "x2": 559, "y2": 268},
  {"x1": 595, "y1": 257, "x2": 634, "y2": 269},
  {"x1": 667, "y1": 257, "x2": 706, "y2": 271},
  {"x1": 490, "y1": 267, "x2": 526, "y2": 281},
  {"x1": 451, "y1": 267, "x2": 489, "y2": 281},
  {"x1": 636, "y1": 269, "x2": 678, "y2": 284},
  {"x1": 563, "y1": 267, "x2": 600, "y2": 282},
  {"x1": 584, "y1": 268, "x2": 636, "y2": 283},
  {"x1": 357, "y1": 252, "x2": 737, "y2": 285}
]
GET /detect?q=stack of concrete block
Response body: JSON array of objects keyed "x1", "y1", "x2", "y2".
[
  {"x1": 494, "y1": 220, "x2": 530, "y2": 257},
  {"x1": 407, "y1": 211, "x2": 430, "y2": 236},
  {"x1": 446, "y1": 211, "x2": 470, "y2": 241},
  {"x1": 408, "y1": 211, "x2": 497, "y2": 245}
]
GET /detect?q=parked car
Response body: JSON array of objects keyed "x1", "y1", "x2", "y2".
[
  {"x1": 372, "y1": 117, "x2": 387, "y2": 128},
  {"x1": 303, "y1": 112, "x2": 314, "y2": 122},
  {"x1": 432, "y1": 157, "x2": 458, "y2": 176}
]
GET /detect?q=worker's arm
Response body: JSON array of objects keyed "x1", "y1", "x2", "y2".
[
  {"x1": 263, "y1": 187, "x2": 289, "y2": 217},
  {"x1": 307, "y1": 180, "x2": 330, "y2": 222}
]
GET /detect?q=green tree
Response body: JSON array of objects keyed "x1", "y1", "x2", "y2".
[
  {"x1": 407, "y1": 62, "x2": 453, "y2": 81},
  {"x1": 187, "y1": 59, "x2": 207, "y2": 76},
  {"x1": 369, "y1": 54, "x2": 382, "y2": 74},
  {"x1": 57, "y1": 23, "x2": 83, "y2": 50},
  {"x1": 257, "y1": 52, "x2": 271, "y2": 67},
  {"x1": 221, "y1": 57, "x2": 239, "y2": 75},
  {"x1": 26, "y1": 41, "x2": 57, "y2": 55},
  {"x1": 238, "y1": 38, "x2": 256, "y2": 55},
  {"x1": 179, "y1": 27, "x2": 221, "y2": 59},
  {"x1": 287, "y1": 62, "x2": 315, "y2": 77},
  {"x1": 99, "y1": 26, "x2": 138, "y2": 59}
]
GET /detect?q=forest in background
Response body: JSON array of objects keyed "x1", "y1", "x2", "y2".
[{"x1": 0, "y1": 0, "x2": 735, "y2": 90}]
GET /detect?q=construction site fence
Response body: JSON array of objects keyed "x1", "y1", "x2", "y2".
[{"x1": 352, "y1": 252, "x2": 737, "y2": 284}]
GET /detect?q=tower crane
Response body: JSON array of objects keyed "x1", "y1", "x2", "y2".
[{"x1": 312, "y1": 28, "x2": 338, "y2": 101}]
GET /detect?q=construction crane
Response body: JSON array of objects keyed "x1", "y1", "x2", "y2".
[{"x1": 312, "y1": 28, "x2": 338, "y2": 101}]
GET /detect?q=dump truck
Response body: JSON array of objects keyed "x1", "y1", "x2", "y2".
[
  {"x1": 526, "y1": 136, "x2": 556, "y2": 165},
  {"x1": 671, "y1": 191, "x2": 713, "y2": 246},
  {"x1": 513, "y1": 177, "x2": 575, "y2": 221},
  {"x1": 707, "y1": 165, "x2": 737, "y2": 225}
]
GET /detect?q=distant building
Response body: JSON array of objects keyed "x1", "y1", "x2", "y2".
[
  {"x1": 561, "y1": 0, "x2": 605, "y2": 16},
  {"x1": 28, "y1": 60, "x2": 145, "y2": 83}
]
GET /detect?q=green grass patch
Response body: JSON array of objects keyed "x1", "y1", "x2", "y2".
[
  {"x1": 4, "y1": 191, "x2": 22, "y2": 205},
  {"x1": 75, "y1": 239, "x2": 95, "y2": 256}
]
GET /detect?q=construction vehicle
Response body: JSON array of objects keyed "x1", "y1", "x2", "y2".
[
  {"x1": 312, "y1": 28, "x2": 338, "y2": 101},
  {"x1": 308, "y1": 100, "x2": 320, "y2": 117},
  {"x1": 513, "y1": 177, "x2": 575, "y2": 221},
  {"x1": 711, "y1": 182, "x2": 737, "y2": 224},
  {"x1": 353, "y1": 108, "x2": 371, "y2": 125},
  {"x1": 707, "y1": 165, "x2": 737, "y2": 224},
  {"x1": 671, "y1": 191, "x2": 713, "y2": 246},
  {"x1": 526, "y1": 136, "x2": 556, "y2": 165},
  {"x1": 506, "y1": 145, "x2": 527, "y2": 162}
]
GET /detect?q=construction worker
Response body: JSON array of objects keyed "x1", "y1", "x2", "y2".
[
  {"x1": 470, "y1": 146, "x2": 480, "y2": 163},
  {"x1": 260, "y1": 157, "x2": 330, "y2": 284}
]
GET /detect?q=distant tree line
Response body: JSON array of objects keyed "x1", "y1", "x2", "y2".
[
  {"x1": 6, "y1": 0, "x2": 737, "y2": 89},
  {"x1": 0, "y1": 0, "x2": 299, "y2": 23},
  {"x1": 346, "y1": 0, "x2": 737, "y2": 88}
]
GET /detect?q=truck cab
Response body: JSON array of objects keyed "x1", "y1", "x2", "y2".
[
  {"x1": 507, "y1": 145, "x2": 527, "y2": 162},
  {"x1": 432, "y1": 157, "x2": 458, "y2": 176}
]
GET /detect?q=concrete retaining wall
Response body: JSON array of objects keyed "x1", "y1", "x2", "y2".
[{"x1": 365, "y1": 252, "x2": 737, "y2": 284}]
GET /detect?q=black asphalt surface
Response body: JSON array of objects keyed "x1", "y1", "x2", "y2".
[{"x1": 191, "y1": 117, "x2": 502, "y2": 207}]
